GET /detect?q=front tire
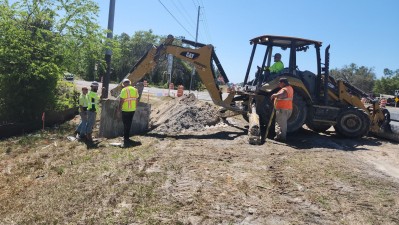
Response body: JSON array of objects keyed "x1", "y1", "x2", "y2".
[{"x1": 334, "y1": 107, "x2": 370, "y2": 138}]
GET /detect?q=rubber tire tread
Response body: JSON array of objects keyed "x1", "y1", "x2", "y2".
[
  {"x1": 334, "y1": 107, "x2": 370, "y2": 138},
  {"x1": 287, "y1": 95, "x2": 307, "y2": 133}
]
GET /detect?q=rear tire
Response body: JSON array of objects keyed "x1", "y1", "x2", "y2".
[
  {"x1": 287, "y1": 95, "x2": 307, "y2": 133},
  {"x1": 334, "y1": 107, "x2": 370, "y2": 138}
]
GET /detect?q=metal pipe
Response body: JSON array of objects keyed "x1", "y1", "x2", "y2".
[
  {"x1": 189, "y1": 6, "x2": 200, "y2": 93},
  {"x1": 324, "y1": 45, "x2": 331, "y2": 105},
  {"x1": 244, "y1": 44, "x2": 257, "y2": 85},
  {"x1": 102, "y1": 0, "x2": 116, "y2": 99}
]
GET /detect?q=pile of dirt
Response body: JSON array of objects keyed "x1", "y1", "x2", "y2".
[{"x1": 150, "y1": 94, "x2": 221, "y2": 133}]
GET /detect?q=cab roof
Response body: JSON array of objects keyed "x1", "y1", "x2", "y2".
[{"x1": 250, "y1": 35, "x2": 322, "y2": 48}]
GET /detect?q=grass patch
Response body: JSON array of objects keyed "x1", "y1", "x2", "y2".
[
  {"x1": 17, "y1": 134, "x2": 41, "y2": 146},
  {"x1": 51, "y1": 166, "x2": 65, "y2": 175}
]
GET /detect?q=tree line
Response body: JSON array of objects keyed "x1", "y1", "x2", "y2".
[
  {"x1": 109, "y1": 31, "x2": 203, "y2": 89},
  {"x1": 331, "y1": 63, "x2": 399, "y2": 97},
  {"x1": 0, "y1": 0, "x2": 201, "y2": 123},
  {"x1": 0, "y1": 0, "x2": 104, "y2": 123},
  {"x1": 0, "y1": 0, "x2": 398, "y2": 124}
]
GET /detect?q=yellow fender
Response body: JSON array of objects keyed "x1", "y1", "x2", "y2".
[{"x1": 259, "y1": 76, "x2": 312, "y2": 101}]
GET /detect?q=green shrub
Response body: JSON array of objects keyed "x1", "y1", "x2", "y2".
[{"x1": 55, "y1": 80, "x2": 79, "y2": 111}]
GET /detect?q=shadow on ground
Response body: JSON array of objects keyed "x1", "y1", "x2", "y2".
[
  {"x1": 285, "y1": 128, "x2": 383, "y2": 151},
  {"x1": 148, "y1": 122, "x2": 383, "y2": 152}
]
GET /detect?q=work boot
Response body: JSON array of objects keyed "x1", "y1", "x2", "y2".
[
  {"x1": 126, "y1": 139, "x2": 135, "y2": 144},
  {"x1": 77, "y1": 134, "x2": 86, "y2": 141},
  {"x1": 273, "y1": 136, "x2": 286, "y2": 142},
  {"x1": 86, "y1": 133, "x2": 93, "y2": 142}
]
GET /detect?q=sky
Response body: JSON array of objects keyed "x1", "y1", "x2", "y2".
[{"x1": 97, "y1": 0, "x2": 399, "y2": 83}]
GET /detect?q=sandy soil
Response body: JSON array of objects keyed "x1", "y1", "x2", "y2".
[{"x1": 0, "y1": 95, "x2": 398, "y2": 224}]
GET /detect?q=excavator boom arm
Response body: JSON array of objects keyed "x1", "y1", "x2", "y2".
[
  {"x1": 110, "y1": 45, "x2": 160, "y2": 97},
  {"x1": 110, "y1": 35, "x2": 236, "y2": 110}
]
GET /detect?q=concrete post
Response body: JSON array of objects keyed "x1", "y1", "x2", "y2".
[{"x1": 99, "y1": 100, "x2": 151, "y2": 138}]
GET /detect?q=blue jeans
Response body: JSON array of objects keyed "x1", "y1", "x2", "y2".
[
  {"x1": 86, "y1": 111, "x2": 97, "y2": 134},
  {"x1": 76, "y1": 111, "x2": 88, "y2": 136}
]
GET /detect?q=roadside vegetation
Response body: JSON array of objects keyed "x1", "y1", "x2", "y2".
[{"x1": 0, "y1": 0, "x2": 104, "y2": 123}]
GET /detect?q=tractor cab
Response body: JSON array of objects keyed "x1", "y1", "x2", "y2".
[{"x1": 243, "y1": 35, "x2": 329, "y2": 104}]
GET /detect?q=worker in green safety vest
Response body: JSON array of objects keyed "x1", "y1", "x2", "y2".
[
  {"x1": 86, "y1": 81, "x2": 100, "y2": 142},
  {"x1": 75, "y1": 86, "x2": 89, "y2": 139},
  {"x1": 265, "y1": 53, "x2": 284, "y2": 73},
  {"x1": 256, "y1": 53, "x2": 284, "y2": 84}
]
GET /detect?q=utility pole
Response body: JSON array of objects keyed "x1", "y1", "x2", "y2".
[
  {"x1": 102, "y1": 0, "x2": 116, "y2": 99},
  {"x1": 189, "y1": 6, "x2": 200, "y2": 93}
]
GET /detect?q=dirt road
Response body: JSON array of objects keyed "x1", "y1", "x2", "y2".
[{"x1": 0, "y1": 95, "x2": 398, "y2": 224}]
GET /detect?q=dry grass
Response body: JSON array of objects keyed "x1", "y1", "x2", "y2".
[
  {"x1": 0, "y1": 125, "x2": 174, "y2": 224},
  {"x1": 1, "y1": 96, "x2": 399, "y2": 224}
]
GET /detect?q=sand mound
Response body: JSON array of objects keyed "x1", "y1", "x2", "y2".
[{"x1": 150, "y1": 94, "x2": 221, "y2": 133}]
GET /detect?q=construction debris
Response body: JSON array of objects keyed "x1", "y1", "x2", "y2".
[{"x1": 150, "y1": 94, "x2": 221, "y2": 133}]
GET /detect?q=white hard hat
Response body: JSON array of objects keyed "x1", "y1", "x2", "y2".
[
  {"x1": 90, "y1": 81, "x2": 99, "y2": 87},
  {"x1": 122, "y1": 78, "x2": 130, "y2": 84}
]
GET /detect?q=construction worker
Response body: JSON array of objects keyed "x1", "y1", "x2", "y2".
[
  {"x1": 270, "y1": 77, "x2": 294, "y2": 142},
  {"x1": 75, "y1": 87, "x2": 89, "y2": 139},
  {"x1": 266, "y1": 53, "x2": 284, "y2": 74},
  {"x1": 118, "y1": 78, "x2": 138, "y2": 147},
  {"x1": 256, "y1": 53, "x2": 284, "y2": 84},
  {"x1": 86, "y1": 81, "x2": 100, "y2": 142}
]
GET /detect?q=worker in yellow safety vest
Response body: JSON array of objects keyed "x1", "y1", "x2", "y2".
[
  {"x1": 75, "y1": 86, "x2": 89, "y2": 139},
  {"x1": 86, "y1": 81, "x2": 100, "y2": 142},
  {"x1": 257, "y1": 53, "x2": 284, "y2": 84},
  {"x1": 270, "y1": 77, "x2": 294, "y2": 142},
  {"x1": 118, "y1": 78, "x2": 138, "y2": 147},
  {"x1": 265, "y1": 53, "x2": 284, "y2": 74}
]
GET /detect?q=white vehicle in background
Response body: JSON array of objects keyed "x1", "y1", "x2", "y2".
[
  {"x1": 378, "y1": 94, "x2": 396, "y2": 106},
  {"x1": 63, "y1": 72, "x2": 74, "y2": 81}
]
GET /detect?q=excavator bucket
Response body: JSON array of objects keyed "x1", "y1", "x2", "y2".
[
  {"x1": 371, "y1": 110, "x2": 399, "y2": 142},
  {"x1": 372, "y1": 129, "x2": 399, "y2": 142}
]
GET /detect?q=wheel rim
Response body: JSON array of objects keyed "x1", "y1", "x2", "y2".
[{"x1": 340, "y1": 113, "x2": 362, "y2": 133}]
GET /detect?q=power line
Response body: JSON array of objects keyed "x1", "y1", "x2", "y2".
[
  {"x1": 199, "y1": 4, "x2": 212, "y2": 43},
  {"x1": 195, "y1": 0, "x2": 201, "y2": 8},
  {"x1": 171, "y1": 0, "x2": 195, "y2": 30},
  {"x1": 176, "y1": 0, "x2": 196, "y2": 28},
  {"x1": 158, "y1": 0, "x2": 195, "y2": 39},
  {"x1": 194, "y1": 0, "x2": 212, "y2": 44},
  {"x1": 191, "y1": 0, "x2": 198, "y2": 9}
]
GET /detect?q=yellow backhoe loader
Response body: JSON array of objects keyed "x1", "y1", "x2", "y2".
[{"x1": 110, "y1": 35, "x2": 397, "y2": 144}]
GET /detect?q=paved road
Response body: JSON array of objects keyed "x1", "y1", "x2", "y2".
[
  {"x1": 74, "y1": 79, "x2": 221, "y2": 101},
  {"x1": 387, "y1": 106, "x2": 399, "y2": 121}
]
